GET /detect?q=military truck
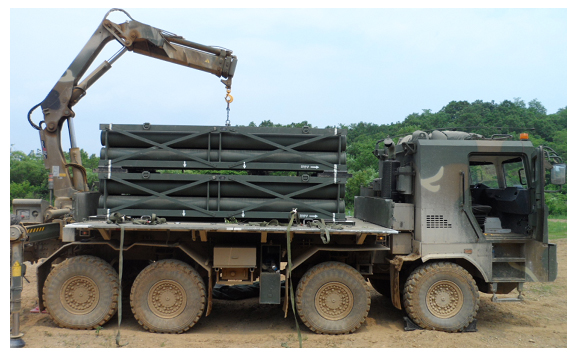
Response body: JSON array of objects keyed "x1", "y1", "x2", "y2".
[{"x1": 10, "y1": 8, "x2": 566, "y2": 347}]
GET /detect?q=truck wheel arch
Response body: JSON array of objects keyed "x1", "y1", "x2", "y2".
[{"x1": 419, "y1": 254, "x2": 489, "y2": 283}]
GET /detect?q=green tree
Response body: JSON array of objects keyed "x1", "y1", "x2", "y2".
[
  {"x1": 10, "y1": 149, "x2": 49, "y2": 207},
  {"x1": 10, "y1": 148, "x2": 101, "y2": 208},
  {"x1": 10, "y1": 150, "x2": 48, "y2": 186},
  {"x1": 345, "y1": 167, "x2": 377, "y2": 211}
]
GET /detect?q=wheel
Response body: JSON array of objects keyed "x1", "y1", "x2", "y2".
[
  {"x1": 43, "y1": 256, "x2": 119, "y2": 329},
  {"x1": 130, "y1": 259, "x2": 205, "y2": 333},
  {"x1": 369, "y1": 279, "x2": 391, "y2": 298},
  {"x1": 295, "y1": 261, "x2": 370, "y2": 334},
  {"x1": 403, "y1": 262, "x2": 479, "y2": 332}
]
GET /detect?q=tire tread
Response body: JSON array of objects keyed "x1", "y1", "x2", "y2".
[
  {"x1": 43, "y1": 255, "x2": 119, "y2": 330},
  {"x1": 295, "y1": 261, "x2": 370, "y2": 335},
  {"x1": 130, "y1": 259, "x2": 205, "y2": 334},
  {"x1": 403, "y1": 261, "x2": 479, "y2": 332}
]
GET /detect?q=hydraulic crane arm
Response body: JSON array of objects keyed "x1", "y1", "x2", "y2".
[{"x1": 33, "y1": 9, "x2": 237, "y2": 209}]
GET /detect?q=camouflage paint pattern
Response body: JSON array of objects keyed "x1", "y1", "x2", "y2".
[{"x1": 366, "y1": 130, "x2": 562, "y2": 286}]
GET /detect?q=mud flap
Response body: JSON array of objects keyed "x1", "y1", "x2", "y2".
[
  {"x1": 207, "y1": 271, "x2": 213, "y2": 316},
  {"x1": 390, "y1": 264, "x2": 402, "y2": 309},
  {"x1": 389, "y1": 253, "x2": 421, "y2": 310},
  {"x1": 548, "y1": 243, "x2": 557, "y2": 282}
]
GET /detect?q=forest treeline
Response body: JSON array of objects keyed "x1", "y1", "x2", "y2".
[{"x1": 10, "y1": 98, "x2": 567, "y2": 216}]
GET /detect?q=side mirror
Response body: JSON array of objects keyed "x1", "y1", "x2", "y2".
[{"x1": 551, "y1": 164, "x2": 567, "y2": 185}]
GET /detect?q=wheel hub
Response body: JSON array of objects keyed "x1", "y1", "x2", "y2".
[
  {"x1": 60, "y1": 276, "x2": 99, "y2": 314},
  {"x1": 426, "y1": 280, "x2": 463, "y2": 318},
  {"x1": 315, "y1": 282, "x2": 354, "y2": 321},
  {"x1": 148, "y1": 280, "x2": 187, "y2": 319}
]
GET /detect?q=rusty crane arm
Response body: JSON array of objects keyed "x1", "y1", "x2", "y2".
[{"x1": 32, "y1": 8, "x2": 237, "y2": 209}]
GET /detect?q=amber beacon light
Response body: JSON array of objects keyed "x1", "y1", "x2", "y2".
[{"x1": 520, "y1": 133, "x2": 529, "y2": 140}]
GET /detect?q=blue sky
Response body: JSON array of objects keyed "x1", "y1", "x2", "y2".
[{"x1": 9, "y1": 7, "x2": 567, "y2": 155}]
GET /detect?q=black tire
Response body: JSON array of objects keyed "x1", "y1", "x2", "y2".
[
  {"x1": 43, "y1": 256, "x2": 119, "y2": 329},
  {"x1": 120, "y1": 261, "x2": 148, "y2": 317},
  {"x1": 130, "y1": 259, "x2": 205, "y2": 333},
  {"x1": 295, "y1": 261, "x2": 370, "y2": 334},
  {"x1": 403, "y1": 262, "x2": 479, "y2": 332},
  {"x1": 369, "y1": 279, "x2": 391, "y2": 298}
]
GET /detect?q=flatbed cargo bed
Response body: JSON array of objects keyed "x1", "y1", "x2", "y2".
[{"x1": 64, "y1": 216, "x2": 397, "y2": 236}]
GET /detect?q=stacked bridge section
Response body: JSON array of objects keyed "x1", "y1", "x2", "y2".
[{"x1": 98, "y1": 124, "x2": 348, "y2": 221}]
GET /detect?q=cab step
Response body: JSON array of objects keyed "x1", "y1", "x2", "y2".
[{"x1": 490, "y1": 282, "x2": 524, "y2": 303}]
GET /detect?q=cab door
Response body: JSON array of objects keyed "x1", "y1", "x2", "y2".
[{"x1": 530, "y1": 146, "x2": 546, "y2": 242}]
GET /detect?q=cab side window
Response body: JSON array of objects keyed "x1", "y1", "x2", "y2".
[
  {"x1": 469, "y1": 163, "x2": 499, "y2": 188},
  {"x1": 503, "y1": 157, "x2": 527, "y2": 189}
]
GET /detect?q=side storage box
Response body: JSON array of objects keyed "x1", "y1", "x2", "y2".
[{"x1": 354, "y1": 196, "x2": 414, "y2": 231}]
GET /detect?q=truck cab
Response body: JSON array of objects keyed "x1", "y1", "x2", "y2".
[{"x1": 356, "y1": 130, "x2": 565, "y2": 332}]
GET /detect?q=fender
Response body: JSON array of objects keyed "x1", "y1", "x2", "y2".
[{"x1": 420, "y1": 253, "x2": 490, "y2": 282}]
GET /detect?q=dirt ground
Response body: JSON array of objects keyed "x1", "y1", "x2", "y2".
[{"x1": 14, "y1": 239, "x2": 567, "y2": 348}]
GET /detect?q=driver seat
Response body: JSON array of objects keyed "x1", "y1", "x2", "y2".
[{"x1": 472, "y1": 204, "x2": 492, "y2": 228}]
